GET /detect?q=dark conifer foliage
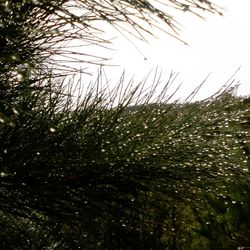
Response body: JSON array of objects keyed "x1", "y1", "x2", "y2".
[{"x1": 0, "y1": 0, "x2": 250, "y2": 249}]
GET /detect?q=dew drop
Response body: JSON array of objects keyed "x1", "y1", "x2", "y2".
[
  {"x1": 0, "y1": 172, "x2": 7, "y2": 177},
  {"x1": 17, "y1": 73, "x2": 24, "y2": 81},
  {"x1": 49, "y1": 127, "x2": 56, "y2": 133},
  {"x1": 12, "y1": 108, "x2": 19, "y2": 115}
]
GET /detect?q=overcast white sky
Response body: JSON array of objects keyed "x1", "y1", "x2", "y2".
[
  {"x1": 71, "y1": 0, "x2": 250, "y2": 99},
  {"x1": 79, "y1": 0, "x2": 250, "y2": 101}
]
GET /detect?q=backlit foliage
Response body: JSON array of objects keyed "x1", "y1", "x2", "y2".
[{"x1": 1, "y1": 0, "x2": 250, "y2": 249}]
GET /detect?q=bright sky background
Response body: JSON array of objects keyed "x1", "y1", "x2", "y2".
[{"x1": 79, "y1": 0, "x2": 250, "y2": 101}]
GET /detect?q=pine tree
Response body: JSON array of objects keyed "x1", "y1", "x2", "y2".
[{"x1": 1, "y1": 1, "x2": 249, "y2": 249}]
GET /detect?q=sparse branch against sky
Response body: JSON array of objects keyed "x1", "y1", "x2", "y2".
[
  {"x1": 1, "y1": 0, "x2": 249, "y2": 101},
  {"x1": 83, "y1": 0, "x2": 250, "y2": 100}
]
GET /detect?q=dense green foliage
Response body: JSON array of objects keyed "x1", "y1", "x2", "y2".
[{"x1": 0, "y1": 0, "x2": 250, "y2": 249}]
